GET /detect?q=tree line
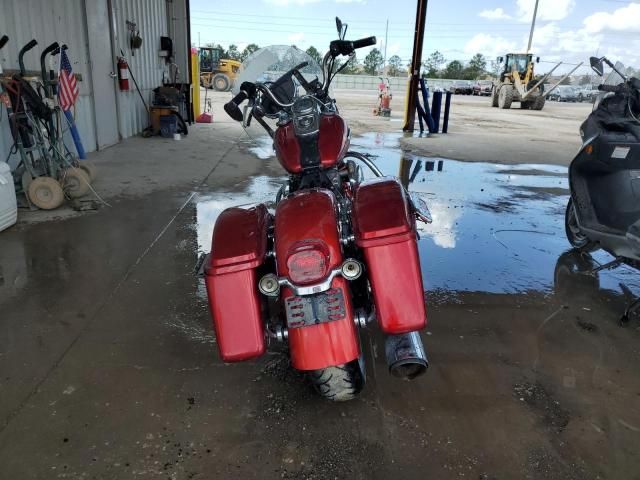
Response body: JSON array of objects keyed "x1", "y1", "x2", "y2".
[
  {"x1": 422, "y1": 51, "x2": 490, "y2": 80},
  {"x1": 207, "y1": 43, "x2": 640, "y2": 84},
  {"x1": 207, "y1": 42, "x2": 494, "y2": 80}
]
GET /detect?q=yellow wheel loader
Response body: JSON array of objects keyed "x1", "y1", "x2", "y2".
[
  {"x1": 199, "y1": 47, "x2": 241, "y2": 92},
  {"x1": 491, "y1": 53, "x2": 584, "y2": 111},
  {"x1": 491, "y1": 53, "x2": 547, "y2": 110}
]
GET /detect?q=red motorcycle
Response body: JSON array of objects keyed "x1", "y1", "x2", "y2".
[{"x1": 203, "y1": 18, "x2": 432, "y2": 401}]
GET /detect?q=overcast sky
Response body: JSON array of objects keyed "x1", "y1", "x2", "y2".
[{"x1": 190, "y1": 0, "x2": 640, "y2": 74}]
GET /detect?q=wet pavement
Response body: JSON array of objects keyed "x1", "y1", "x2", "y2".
[{"x1": 1, "y1": 130, "x2": 640, "y2": 479}]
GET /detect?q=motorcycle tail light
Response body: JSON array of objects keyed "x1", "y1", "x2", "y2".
[{"x1": 286, "y1": 241, "x2": 330, "y2": 285}]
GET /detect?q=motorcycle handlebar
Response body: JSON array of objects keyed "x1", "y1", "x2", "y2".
[
  {"x1": 0, "y1": 35, "x2": 8, "y2": 50},
  {"x1": 598, "y1": 84, "x2": 620, "y2": 93},
  {"x1": 329, "y1": 36, "x2": 377, "y2": 57},
  {"x1": 224, "y1": 90, "x2": 249, "y2": 122},
  {"x1": 18, "y1": 39, "x2": 38, "y2": 76},
  {"x1": 352, "y1": 36, "x2": 377, "y2": 50},
  {"x1": 224, "y1": 82, "x2": 258, "y2": 121}
]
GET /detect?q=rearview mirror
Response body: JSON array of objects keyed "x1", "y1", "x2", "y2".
[
  {"x1": 536, "y1": 56, "x2": 540, "y2": 63},
  {"x1": 590, "y1": 56, "x2": 604, "y2": 76},
  {"x1": 335, "y1": 16, "x2": 347, "y2": 39},
  {"x1": 497, "y1": 56, "x2": 504, "y2": 63}
]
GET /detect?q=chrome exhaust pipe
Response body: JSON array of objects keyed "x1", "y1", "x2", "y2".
[{"x1": 385, "y1": 331, "x2": 428, "y2": 380}]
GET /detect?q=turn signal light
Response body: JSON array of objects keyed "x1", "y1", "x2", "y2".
[{"x1": 286, "y1": 241, "x2": 329, "y2": 285}]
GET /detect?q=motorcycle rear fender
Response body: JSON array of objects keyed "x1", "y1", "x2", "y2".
[
  {"x1": 353, "y1": 178, "x2": 427, "y2": 334},
  {"x1": 275, "y1": 190, "x2": 360, "y2": 371},
  {"x1": 205, "y1": 205, "x2": 270, "y2": 362}
]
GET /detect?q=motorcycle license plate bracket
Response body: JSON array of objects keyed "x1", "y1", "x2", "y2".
[{"x1": 285, "y1": 288, "x2": 346, "y2": 328}]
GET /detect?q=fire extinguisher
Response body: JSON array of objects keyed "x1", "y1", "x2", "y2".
[{"x1": 117, "y1": 57, "x2": 130, "y2": 91}]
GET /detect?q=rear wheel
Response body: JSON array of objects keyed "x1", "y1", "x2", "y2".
[
  {"x1": 498, "y1": 85, "x2": 513, "y2": 109},
  {"x1": 565, "y1": 197, "x2": 599, "y2": 252},
  {"x1": 212, "y1": 73, "x2": 230, "y2": 92},
  {"x1": 531, "y1": 95, "x2": 546, "y2": 111},
  {"x1": 310, "y1": 357, "x2": 365, "y2": 402},
  {"x1": 61, "y1": 167, "x2": 91, "y2": 198},
  {"x1": 78, "y1": 161, "x2": 97, "y2": 182},
  {"x1": 27, "y1": 176, "x2": 64, "y2": 210}
]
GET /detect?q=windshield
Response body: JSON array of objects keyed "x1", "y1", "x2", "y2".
[
  {"x1": 507, "y1": 54, "x2": 529, "y2": 72},
  {"x1": 592, "y1": 60, "x2": 626, "y2": 111},
  {"x1": 232, "y1": 45, "x2": 323, "y2": 97},
  {"x1": 604, "y1": 60, "x2": 625, "y2": 86}
]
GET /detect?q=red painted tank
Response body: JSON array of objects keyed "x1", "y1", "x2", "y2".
[
  {"x1": 353, "y1": 178, "x2": 427, "y2": 334},
  {"x1": 275, "y1": 190, "x2": 360, "y2": 370},
  {"x1": 274, "y1": 114, "x2": 349, "y2": 174}
]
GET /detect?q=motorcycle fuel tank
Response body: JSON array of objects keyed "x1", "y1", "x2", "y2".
[{"x1": 274, "y1": 114, "x2": 349, "y2": 174}]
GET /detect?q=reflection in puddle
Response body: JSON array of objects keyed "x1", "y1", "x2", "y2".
[
  {"x1": 194, "y1": 132, "x2": 640, "y2": 300},
  {"x1": 240, "y1": 135, "x2": 274, "y2": 160},
  {"x1": 196, "y1": 175, "x2": 284, "y2": 253}
]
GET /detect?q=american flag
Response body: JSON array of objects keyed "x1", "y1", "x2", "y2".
[{"x1": 58, "y1": 49, "x2": 78, "y2": 111}]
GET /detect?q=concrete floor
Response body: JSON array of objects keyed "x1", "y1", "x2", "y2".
[{"x1": 2, "y1": 98, "x2": 640, "y2": 479}]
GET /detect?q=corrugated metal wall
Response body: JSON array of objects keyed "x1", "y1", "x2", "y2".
[
  {"x1": 0, "y1": 0, "x2": 96, "y2": 167},
  {"x1": 0, "y1": 0, "x2": 170, "y2": 166},
  {"x1": 111, "y1": 0, "x2": 169, "y2": 138}
]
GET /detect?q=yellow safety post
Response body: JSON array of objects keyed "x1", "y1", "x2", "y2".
[{"x1": 191, "y1": 47, "x2": 200, "y2": 119}]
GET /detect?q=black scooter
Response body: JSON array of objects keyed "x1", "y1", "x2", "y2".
[{"x1": 564, "y1": 56, "x2": 640, "y2": 324}]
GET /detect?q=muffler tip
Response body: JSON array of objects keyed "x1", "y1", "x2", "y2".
[{"x1": 385, "y1": 331, "x2": 428, "y2": 380}]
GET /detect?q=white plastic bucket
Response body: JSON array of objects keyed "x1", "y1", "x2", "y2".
[{"x1": 0, "y1": 162, "x2": 17, "y2": 232}]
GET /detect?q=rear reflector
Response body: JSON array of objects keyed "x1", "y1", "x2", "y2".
[{"x1": 286, "y1": 241, "x2": 329, "y2": 285}]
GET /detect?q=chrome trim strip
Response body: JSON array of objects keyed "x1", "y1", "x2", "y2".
[
  {"x1": 278, "y1": 267, "x2": 343, "y2": 295},
  {"x1": 259, "y1": 259, "x2": 362, "y2": 296}
]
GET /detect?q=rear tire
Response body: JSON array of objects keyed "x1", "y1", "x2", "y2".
[
  {"x1": 531, "y1": 95, "x2": 546, "y2": 111},
  {"x1": 78, "y1": 161, "x2": 97, "y2": 182},
  {"x1": 212, "y1": 73, "x2": 230, "y2": 92},
  {"x1": 565, "y1": 197, "x2": 599, "y2": 252},
  {"x1": 498, "y1": 85, "x2": 513, "y2": 109},
  {"x1": 27, "y1": 176, "x2": 64, "y2": 210},
  {"x1": 61, "y1": 167, "x2": 91, "y2": 198},
  {"x1": 310, "y1": 358, "x2": 365, "y2": 402}
]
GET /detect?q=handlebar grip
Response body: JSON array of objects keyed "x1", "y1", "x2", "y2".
[
  {"x1": 0, "y1": 35, "x2": 8, "y2": 50},
  {"x1": 598, "y1": 84, "x2": 618, "y2": 93},
  {"x1": 18, "y1": 39, "x2": 38, "y2": 76},
  {"x1": 21, "y1": 39, "x2": 38, "y2": 53},
  {"x1": 224, "y1": 90, "x2": 249, "y2": 122},
  {"x1": 352, "y1": 36, "x2": 377, "y2": 49},
  {"x1": 41, "y1": 42, "x2": 60, "y2": 57}
]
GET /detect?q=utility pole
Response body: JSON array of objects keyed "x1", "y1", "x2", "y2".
[
  {"x1": 526, "y1": 0, "x2": 539, "y2": 54},
  {"x1": 403, "y1": 0, "x2": 428, "y2": 132},
  {"x1": 198, "y1": 31, "x2": 201, "y2": 48},
  {"x1": 382, "y1": 19, "x2": 389, "y2": 75}
]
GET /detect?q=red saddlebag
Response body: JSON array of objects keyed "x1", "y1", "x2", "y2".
[
  {"x1": 353, "y1": 178, "x2": 427, "y2": 334},
  {"x1": 275, "y1": 190, "x2": 360, "y2": 371},
  {"x1": 205, "y1": 205, "x2": 270, "y2": 362}
]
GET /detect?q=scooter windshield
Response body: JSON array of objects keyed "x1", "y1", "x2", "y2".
[
  {"x1": 604, "y1": 61, "x2": 626, "y2": 86},
  {"x1": 593, "y1": 61, "x2": 627, "y2": 111},
  {"x1": 231, "y1": 45, "x2": 322, "y2": 100}
]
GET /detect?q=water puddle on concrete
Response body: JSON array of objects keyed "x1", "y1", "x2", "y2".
[{"x1": 193, "y1": 132, "x2": 640, "y2": 302}]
